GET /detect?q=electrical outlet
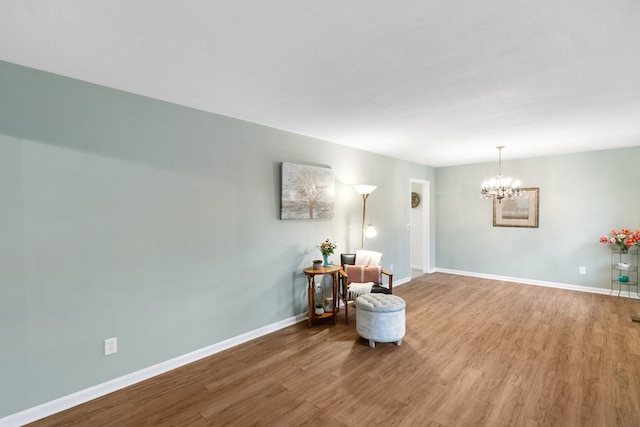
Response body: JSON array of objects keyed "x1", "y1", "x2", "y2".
[
  {"x1": 390, "y1": 263, "x2": 394, "y2": 271},
  {"x1": 579, "y1": 266, "x2": 586, "y2": 275},
  {"x1": 104, "y1": 337, "x2": 117, "y2": 355}
]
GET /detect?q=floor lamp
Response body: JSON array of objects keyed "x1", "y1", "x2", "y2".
[{"x1": 354, "y1": 185, "x2": 377, "y2": 250}]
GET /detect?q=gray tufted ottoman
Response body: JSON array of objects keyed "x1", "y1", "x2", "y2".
[{"x1": 355, "y1": 293, "x2": 406, "y2": 348}]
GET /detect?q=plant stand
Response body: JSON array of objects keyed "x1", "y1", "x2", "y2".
[{"x1": 610, "y1": 247, "x2": 639, "y2": 297}]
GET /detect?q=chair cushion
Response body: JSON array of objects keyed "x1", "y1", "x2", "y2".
[{"x1": 371, "y1": 284, "x2": 392, "y2": 294}]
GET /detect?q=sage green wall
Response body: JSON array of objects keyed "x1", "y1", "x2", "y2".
[
  {"x1": 0, "y1": 60, "x2": 435, "y2": 417},
  {"x1": 436, "y1": 146, "x2": 640, "y2": 288}
]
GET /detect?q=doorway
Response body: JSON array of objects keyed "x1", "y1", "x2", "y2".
[{"x1": 410, "y1": 179, "x2": 429, "y2": 278}]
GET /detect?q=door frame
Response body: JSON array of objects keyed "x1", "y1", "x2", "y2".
[{"x1": 410, "y1": 179, "x2": 430, "y2": 274}]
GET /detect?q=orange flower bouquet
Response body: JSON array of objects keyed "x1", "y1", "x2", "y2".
[{"x1": 599, "y1": 228, "x2": 640, "y2": 252}]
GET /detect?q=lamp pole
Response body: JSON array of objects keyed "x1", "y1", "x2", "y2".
[
  {"x1": 361, "y1": 192, "x2": 369, "y2": 250},
  {"x1": 354, "y1": 185, "x2": 377, "y2": 250}
]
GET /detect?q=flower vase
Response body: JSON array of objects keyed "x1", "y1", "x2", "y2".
[
  {"x1": 618, "y1": 247, "x2": 630, "y2": 265},
  {"x1": 323, "y1": 254, "x2": 332, "y2": 267}
]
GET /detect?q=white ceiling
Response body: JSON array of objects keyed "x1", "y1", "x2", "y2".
[{"x1": 1, "y1": 1, "x2": 639, "y2": 167}]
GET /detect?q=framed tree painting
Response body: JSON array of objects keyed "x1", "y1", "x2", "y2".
[
  {"x1": 493, "y1": 187, "x2": 539, "y2": 228},
  {"x1": 281, "y1": 162, "x2": 335, "y2": 220}
]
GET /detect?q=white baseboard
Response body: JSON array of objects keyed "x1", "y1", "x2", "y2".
[
  {"x1": 434, "y1": 268, "x2": 637, "y2": 298},
  {"x1": 410, "y1": 267, "x2": 437, "y2": 274},
  {"x1": 0, "y1": 313, "x2": 307, "y2": 427},
  {"x1": 394, "y1": 276, "x2": 412, "y2": 287}
]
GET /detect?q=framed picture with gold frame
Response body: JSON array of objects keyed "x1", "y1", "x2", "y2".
[{"x1": 493, "y1": 187, "x2": 539, "y2": 228}]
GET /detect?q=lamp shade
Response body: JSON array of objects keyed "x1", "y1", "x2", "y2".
[
  {"x1": 354, "y1": 184, "x2": 377, "y2": 195},
  {"x1": 365, "y1": 224, "x2": 377, "y2": 237}
]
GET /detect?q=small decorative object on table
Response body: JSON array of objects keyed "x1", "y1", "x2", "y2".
[
  {"x1": 315, "y1": 303, "x2": 325, "y2": 316},
  {"x1": 318, "y1": 239, "x2": 337, "y2": 267},
  {"x1": 312, "y1": 259, "x2": 323, "y2": 270}
]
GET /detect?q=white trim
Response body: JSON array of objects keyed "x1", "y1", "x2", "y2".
[
  {"x1": 394, "y1": 276, "x2": 412, "y2": 287},
  {"x1": 435, "y1": 268, "x2": 637, "y2": 298},
  {"x1": 1, "y1": 313, "x2": 307, "y2": 427},
  {"x1": 409, "y1": 178, "x2": 430, "y2": 275}
]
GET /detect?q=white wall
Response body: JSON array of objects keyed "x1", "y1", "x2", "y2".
[
  {"x1": 0, "y1": 60, "x2": 435, "y2": 418},
  {"x1": 435, "y1": 146, "x2": 640, "y2": 288}
]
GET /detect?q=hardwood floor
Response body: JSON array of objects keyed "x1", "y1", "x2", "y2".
[{"x1": 27, "y1": 273, "x2": 640, "y2": 426}]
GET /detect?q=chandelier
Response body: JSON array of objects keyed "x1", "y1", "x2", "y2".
[{"x1": 480, "y1": 146, "x2": 521, "y2": 203}]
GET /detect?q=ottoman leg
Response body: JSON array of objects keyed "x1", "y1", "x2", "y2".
[
  {"x1": 369, "y1": 339, "x2": 376, "y2": 348},
  {"x1": 396, "y1": 339, "x2": 402, "y2": 346}
]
